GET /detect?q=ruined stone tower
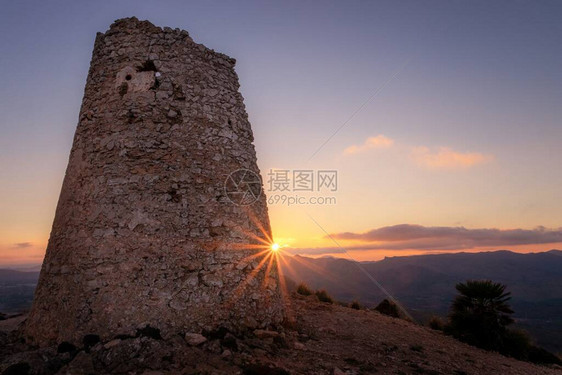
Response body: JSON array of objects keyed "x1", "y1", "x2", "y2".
[{"x1": 24, "y1": 17, "x2": 284, "y2": 346}]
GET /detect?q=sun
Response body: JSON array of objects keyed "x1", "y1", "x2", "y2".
[{"x1": 271, "y1": 243, "x2": 280, "y2": 252}]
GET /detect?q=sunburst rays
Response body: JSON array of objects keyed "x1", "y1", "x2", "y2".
[
  {"x1": 219, "y1": 206, "x2": 293, "y2": 318},
  {"x1": 212, "y1": 206, "x2": 305, "y2": 325}
]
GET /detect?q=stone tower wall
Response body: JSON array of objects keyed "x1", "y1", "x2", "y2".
[{"x1": 24, "y1": 17, "x2": 283, "y2": 346}]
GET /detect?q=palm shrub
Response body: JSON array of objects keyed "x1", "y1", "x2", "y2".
[
  {"x1": 447, "y1": 280, "x2": 514, "y2": 351},
  {"x1": 446, "y1": 280, "x2": 562, "y2": 365}
]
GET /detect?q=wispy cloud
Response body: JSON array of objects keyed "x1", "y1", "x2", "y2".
[
  {"x1": 344, "y1": 135, "x2": 394, "y2": 155},
  {"x1": 411, "y1": 146, "x2": 493, "y2": 169},
  {"x1": 13, "y1": 242, "x2": 33, "y2": 249},
  {"x1": 343, "y1": 137, "x2": 492, "y2": 170},
  {"x1": 327, "y1": 224, "x2": 562, "y2": 251}
]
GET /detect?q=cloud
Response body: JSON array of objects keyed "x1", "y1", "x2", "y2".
[
  {"x1": 326, "y1": 224, "x2": 562, "y2": 251},
  {"x1": 13, "y1": 242, "x2": 33, "y2": 249},
  {"x1": 343, "y1": 137, "x2": 492, "y2": 170},
  {"x1": 344, "y1": 135, "x2": 394, "y2": 155},
  {"x1": 411, "y1": 146, "x2": 493, "y2": 169}
]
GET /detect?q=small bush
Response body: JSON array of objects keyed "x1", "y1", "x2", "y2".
[
  {"x1": 315, "y1": 289, "x2": 334, "y2": 304},
  {"x1": 374, "y1": 299, "x2": 400, "y2": 318},
  {"x1": 296, "y1": 282, "x2": 313, "y2": 296},
  {"x1": 501, "y1": 328, "x2": 532, "y2": 360},
  {"x1": 528, "y1": 345, "x2": 562, "y2": 365},
  {"x1": 428, "y1": 316, "x2": 445, "y2": 331},
  {"x1": 500, "y1": 328, "x2": 561, "y2": 365},
  {"x1": 350, "y1": 300, "x2": 362, "y2": 310}
]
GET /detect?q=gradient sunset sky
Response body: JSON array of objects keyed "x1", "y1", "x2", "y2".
[{"x1": 1, "y1": 0, "x2": 561, "y2": 266}]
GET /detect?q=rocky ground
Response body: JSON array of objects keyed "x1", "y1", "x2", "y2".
[{"x1": 1, "y1": 294, "x2": 560, "y2": 375}]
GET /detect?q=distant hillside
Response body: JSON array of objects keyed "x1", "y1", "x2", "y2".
[
  {"x1": 0, "y1": 269, "x2": 39, "y2": 284},
  {"x1": 280, "y1": 250, "x2": 562, "y2": 353},
  {"x1": 0, "y1": 269, "x2": 39, "y2": 314}
]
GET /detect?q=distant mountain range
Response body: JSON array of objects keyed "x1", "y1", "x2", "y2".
[
  {"x1": 280, "y1": 250, "x2": 562, "y2": 353},
  {"x1": 0, "y1": 268, "x2": 39, "y2": 315}
]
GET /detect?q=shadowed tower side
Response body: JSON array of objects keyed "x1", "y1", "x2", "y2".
[{"x1": 24, "y1": 17, "x2": 284, "y2": 346}]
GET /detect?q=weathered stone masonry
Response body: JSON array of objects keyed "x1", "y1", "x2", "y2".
[{"x1": 24, "y1": 17, "x2": 284, "y2": 346}]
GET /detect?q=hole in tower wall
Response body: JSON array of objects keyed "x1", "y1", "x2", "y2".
[
  {"x1": 167, "y1": 188, "x2": 182, "y2": 203},
  {"x1": 137, "y1": 60, "x2": 158, "y2": 72},
  {"x1": 125, "y1": 74, "x2": 132, "y2": 81}
]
